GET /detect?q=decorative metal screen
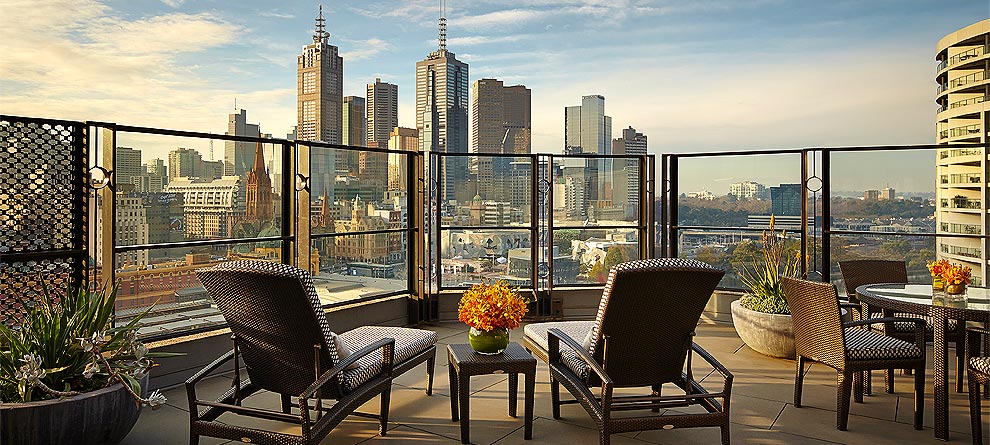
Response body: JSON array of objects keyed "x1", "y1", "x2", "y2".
[{"x1": 0, "y1": 116, "x2": 88, "y2": 324}]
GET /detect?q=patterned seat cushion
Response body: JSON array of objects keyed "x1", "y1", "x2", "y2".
[
  {"x1": 523, "y1": 321, "x2": 596, "y2": 353},
  {"x1": 337, "y1": 326, "x2": 438, "y2": 391},
  {"x1": 887, "y1": 313, "x2": 960, "y2": 334},
  {"x1": 970, "y1": 357, "x2": 990, "y2": 375},
  {"x1": 844, "y1": 327, "x2": 923, "y2": 361}
]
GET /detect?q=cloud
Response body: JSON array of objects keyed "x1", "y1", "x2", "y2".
[
  {"x1": 258, "y1": 10, "x2": 295, "y2": 19},
  {"x1": 160, "y1": 0, "x2": 185, "y2": 8},
  {"x1": 456, "y1": 9, "x2": 548, "y2": 29},
  {"x1": 339, "y1": 38, "x2": 395, "y2": 60},
  {"x1": 444, "y1": 35, "x2": 525, "y2": 46}
]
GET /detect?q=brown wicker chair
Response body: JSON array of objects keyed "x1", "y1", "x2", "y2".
[
  {"x1": 838, "y1": 259, "x2": 965, "y2": 393},
  {"x1": 967, "y1": 326, "x2": 990, "y2": 445},
  {"x1": 523, "y1": 258, "x2": 732, "y2": 445},
  {"x1": 781, "y1": 276, "x2": 926, "y2": 431},
  {"x1": 187, "y1": 260, "x2": 437, "y2": 445}
]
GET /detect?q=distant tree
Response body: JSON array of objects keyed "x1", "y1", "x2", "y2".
[
  {"x1": 694, "y1": 246, "x2": 722, "y2": 266},
  {"x1": 554, "y1": 229, "x2": 580, "y2": 255},
  {"x1": 588, "y1": 260, "x2": 608, "y2": 283}
]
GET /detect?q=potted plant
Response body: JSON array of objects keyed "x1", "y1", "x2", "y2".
[
  {"x1": 730, "y1": 217, "x2": 801, "y2": 359},
  {"x1": 458, "y1": 280, "x2": 529, "y2": 354},
  {"x1": 1, "y1": 280, "x2": 171, "y2": 445}
]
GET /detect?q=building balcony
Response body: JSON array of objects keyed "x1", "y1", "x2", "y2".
[{"x1": 936, "y1": 44, "x2": 990, "y2": 73}]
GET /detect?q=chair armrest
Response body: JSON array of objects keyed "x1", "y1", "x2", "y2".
[
  {"x1": 839, "y1": 302, "x2": 863, "y2": 318},
  {"x1": 845, "y1": 317, "x2": 926, "y2": 350},
  {"x1": 300, "y1": 337, "x2": 395, "y2": 400},
  {"x1": 691, "y1": 343, "x2": 733, "y2": 394},
  {"x1": 547, "y1": 328, "x2": 613, "y2": 387},
  {"x1": 185, "y1": 348, "x2": 235, "y2": 386},
  {"x1": 968, "y1": 326, "x2": 990, "y2": 351}
]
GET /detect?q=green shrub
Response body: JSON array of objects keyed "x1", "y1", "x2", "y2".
[{"x1": 739, "y1": 216, "x2": 801, "y2": 315}]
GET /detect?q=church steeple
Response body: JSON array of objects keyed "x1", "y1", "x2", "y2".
[{"x1": 252, "y1": 141, "x2": 266, "y2": 175}]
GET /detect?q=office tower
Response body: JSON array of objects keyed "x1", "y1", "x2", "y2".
[
  {"x1": 864, "y1": 189, "x2": 880, "y2": 201},
  {"x1": 342, "y1": 96, "x2": 365, "y2": 147},
  {"x1": 115, "y1": 147, "x2": 142, "y2": 190},
  {"x1": 168, "y1": 147, "x2": 223, "y2": 180},
  {"x1": 879, "y1": 187, "x2": 896, "y2": 201},
  {"x1": 416, "y1": 6, "x2": 469, "y2": 201},
  {"x1": 367, "y1": 78, "x2": 398, "y2": 148},
  {"x1": 563, "y1": 95, "x2": 612, "y2": 214},
  {"x1": 935, "y1": 19, "x2": 990, "y2": 286},
  {"x1": 611, "y1": 126, "x2": 647, "y2": 210},
  {"x1": 224, "y1": 109, "x2": 261, "y2": 178},
  {"x1": 245, "y1": 142, "x2": 274, "y2": 223},
  {"x1": 388, "y1": 127, "x2": 419, "y2": 191},
  {"x1": 297, "y1": 6, "x2": 343, "y2": 144},
  {"x1": 770, "y1": 184, "x2": 801, "y2": 216},
  {"x1": 471, "y1": 79, "x2": 532, "y2": 199}
]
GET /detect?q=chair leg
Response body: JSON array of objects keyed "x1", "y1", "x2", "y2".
[
  {"x1": 864, "y1": 369, "x2": 872, "y2": 396},
  {"x1": 426, "y1": 353, "x2": 435, "y2": 396},
  {"x1": 837, "y1": 371, "x2": 853, "y2": 431},
  {"x1": 885, "y1": 367, "x2": 895, "y2": 393},
  {"x1": 551, "y1": 374, "x2": 561, "y2": 420},
  {"x1": 914, "y1": 365, "x2": 925, "y2": 430},
  {"x1": 720, "y1": 424, "x2": 730, "y2": 445},
  {"x1": 189, "y1": 432, "x2": 199, "y2": 445},
  {"x1": 600, "y1": 429, "x2": 610, "y2": 445},
  {"x1": 379, "y1": 386, "x2": 391, "y2": 435},
  {"x1": 651, "y1": 384, "x2": 661, "y2": 413},
  {"x1": 854, "y1": 371, "x2": 865, "y2": 403},
  {"x1": 970, "y1": 372, "x2": 984, "y2": 445},
  {"x1": 794, "y1": 355, "x2": 805, "y2": 407},
  {"x1": 957, "y1": 339, "x2": 965, "y2": 393},
  {"x1": 280, "y1": 393, "x2": 292, "y2": 414}
]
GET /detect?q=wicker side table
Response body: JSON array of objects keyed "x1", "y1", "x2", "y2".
[{"x1": 447, "y1": 342, "x2": 536, "y2": 444}]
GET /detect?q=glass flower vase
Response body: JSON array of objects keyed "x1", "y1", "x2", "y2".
[
  {"x1": 468, "y1": 327, "x2": 509, "y2": 355},
  {"x1": 932, "y1": 275, "x2": 944, "y2": 293}
]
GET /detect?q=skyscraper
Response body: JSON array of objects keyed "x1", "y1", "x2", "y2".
[
  {"x1": 296, "y1": 6, "x2": 343, "y2": 144},
  {"x1": 770, "y1": 184, "x2": 802, "y2": 216},
  {"x1": 611, "y1": 126, "x2": 647, "y2": 210},
  {"x1": 564, "y1": 95, "x2": 612, "y2": 209},
  {"x1": 115, "y1": 147, "x2": 142, "y2": 190},
  {"x1": 224, "y1": 109, "x2": 261, "y2": 178},
  {"x1": 471, "y1": 78, "x2": 532, "y2": 198},
  {"x1": 342, "y1": 96, "x2": 365, "y2": 147},
  {"x1": 935, "y1": 19, "x2": 990, "y2": 286},
  {"x1": 367, "y1": 78, "x2": 398, "y2": 148},
  {"x1": 416, "y1": 5, "x2": 469, "y2": 201},
  {"x1": 168, "y1": 148, "x2": 223, "y2": 180}
]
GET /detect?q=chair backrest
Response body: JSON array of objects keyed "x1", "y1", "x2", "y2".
[
  {"x1": 838, "y1": 259, "x2": 907, "y2": 302},
  {"x1": 196, "y1": 260, "x2": 339, "y2": 396},
  {"x1": 781, "y1": 276, "x2": 846, "y2": 368},
  {"x1": 585, "y1": 258, "x2": 724, "y2": 387}
]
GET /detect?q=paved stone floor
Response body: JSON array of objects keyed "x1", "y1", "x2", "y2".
[{"x1": 123, "y1": 321, "x2": 990, "y2": 444}]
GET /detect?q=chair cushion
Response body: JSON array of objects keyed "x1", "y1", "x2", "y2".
[
  {"x1": 844, "y1": 327, "x2": 923, "y2": 361},
  {"x1": 337, "y1": 326, "x2": 438, "y2": 390},
  {"x1": 888, "y1": 313, "x2": 960, "y2": 334},
  {"x1": 970, "y1": 357, "x2": 990, "y2": 376},
  {"x1": 523, "y1": 321, "x2": 596, "y2": 353}
]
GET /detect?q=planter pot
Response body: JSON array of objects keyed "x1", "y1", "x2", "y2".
[
  {"x1": 731, "y1": 299, "x2": 795, "y2": 359},
  {"x1": 1, "y1": 378, "x2": 146, "y2": 445}
]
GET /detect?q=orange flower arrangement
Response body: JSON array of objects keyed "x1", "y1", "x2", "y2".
[
  {"x1": 927, "y1": 259, "x2": 951, "y2": 278},
  {"x1": 940, "y1": 263, "x2": 972, "y2": 286},
  {"x1": 457, "y1": 280, "x2": 529, "y2": 331}
]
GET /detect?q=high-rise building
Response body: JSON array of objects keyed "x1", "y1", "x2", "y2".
[
  {"x1": 115, "y1": 147, "x2": 143, "y2": 189},
  {"x1": 245, "y1": 142, "x2": 274, "y2": 223},
  {"x1": 297, "y1": 6, "x2": 343, "y2": 144},
  {"x1": 864, "y1": 189, "x2": 880, "y2": 201},
  {"x1": 342, "y1": 96, "x2": 365, "y2": 147},
  {"x1": 770, "y1": 184, "x2": 802, "y2": 216},
  {"x1": 611, "y1": 126, "x2": 647, "y2": 211},
  {"x1": 388, "y1": 127, "x2": 419, "y2": 191},
  {"x1": 564, "y1": 95, "x2": 612, "y2": 212},
  {"x1": 471, "y1": 79, "x2": 532, "y2": 198},
  {"x1": 367, "y1": 78, "x2": 398, "y2": 148},
  {"x1": 168, "y1": 148, "x2": 223, "y2": 180},
  {"x1": 879, "y1": 187, "x2": 896, "y2": 201},
  {"x1": 416, "y1": 8, "x2": 469, "y2": 202},
  {"x1": 935, "y1": 19, "x2": 990, "y2": 286},
  {"x1": 164, "y1": 177, "x2": 243, "y2": 239},
  {"x1": 728, "y1": 181, "x2": 768, "y2": 200},
  {"x1": 134, "y1": 158, "x2": 169, "y2": 193},
  {"x1": 224, "y1": 109, "x2": 261, "y2": 178}
]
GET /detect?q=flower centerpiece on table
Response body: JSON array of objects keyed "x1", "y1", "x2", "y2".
[
  {"x1": 458, "y1": 280, "x2": 529, "y2": 354},
  {"x1": 927, "y1": 258, "x2": 951, "y2": 291},
  {"x1": 939, "y1": 262, "x2": 972, "y2": 296}
]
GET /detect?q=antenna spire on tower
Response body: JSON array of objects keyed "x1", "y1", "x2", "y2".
[
  {"x1": 314, "y1": 5, "x2": 328, "y2": 43},
  {"x1": 438, "y1": 0, "x2": 447, "y2": 51}
]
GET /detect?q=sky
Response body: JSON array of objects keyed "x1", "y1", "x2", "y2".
[{"x1": 1, "y1": 0, "x2": 987, "y2": 186}]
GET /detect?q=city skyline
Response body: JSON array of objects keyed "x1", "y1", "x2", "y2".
[{"x1": 1, "y1": 2, "x2": 986, "y2": 179}]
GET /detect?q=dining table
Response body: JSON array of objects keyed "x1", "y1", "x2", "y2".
[{"x1": 856, "y1": 283, "x2": 990, "y2": 441}]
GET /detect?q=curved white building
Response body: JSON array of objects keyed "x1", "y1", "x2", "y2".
[{"x1": 935, "y1": 19, "x2": 990, "y2": 286}]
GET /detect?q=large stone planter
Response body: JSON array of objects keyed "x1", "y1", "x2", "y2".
[
  {"x1": 1, "y1": 380, "x2": 144, "y2": 445},
  {"x1": 730, "y1": 299, "x2": 795, "y2": 359}
]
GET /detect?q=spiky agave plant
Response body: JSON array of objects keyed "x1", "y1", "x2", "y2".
[
  {"x1": 739, "y1": 216, "x2": 802, "y2": 314},
  {"x1": 0, "y1": 278, "x2": 174, "y2": 407}
]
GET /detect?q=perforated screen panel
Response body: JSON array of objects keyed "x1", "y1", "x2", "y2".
[{"x1": 0, "y1": 116, "x2": 88, "y2": 324}]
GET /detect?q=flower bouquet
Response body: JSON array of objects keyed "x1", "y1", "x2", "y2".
[
  {"x1": 457, "y1": 280, "x2": 529, "y2": 354},
  {"x1": 927, "y1": 258, "x2": 951, "y2": 292},
  {"x1": 938, "y1": 262, "x2": 972, "y2": 296}
]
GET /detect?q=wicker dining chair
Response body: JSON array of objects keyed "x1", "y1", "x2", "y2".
[
  {"x1": 188, "y1": 260, "x2": 437, "y2": 445},
  {"x1": 967, "y1": 326, "x2": 990, "y2": 445},
  {"x1": 523, "y1": 258, "x2": 733, "y2": 445},
  {"x1": 781, "y1": 276, "x2": 926, "y2": 431},
  {"x1": 838, "y1": 259, "x2": 965, "y2": 393}
]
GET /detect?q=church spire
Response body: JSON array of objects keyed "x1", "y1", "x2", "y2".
[
  {"x1": 252, "y1": 141, "x2": 266, "y2": 175},
  {"x1": 314, "y1": 5, "x2": 329, "y2": 43},
  {"x1": 437, "y1": 0, "x2": 447, "y2": 51}
]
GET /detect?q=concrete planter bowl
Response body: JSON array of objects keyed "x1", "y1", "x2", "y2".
[
  {"x1": 730, "y1": 299, "x2": 795, "y2": 359},
  {"x1": 0, "y1": 378, "x2": 145, "y2": 445}
]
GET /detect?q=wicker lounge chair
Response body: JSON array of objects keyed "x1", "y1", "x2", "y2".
[
  {"x1": 523, "y1": 258, "x2": 732, "y2": 445},
  {"x1": 781, "y1": 276, "x2": 926, "y2": 431},
  {"x1": 967, "y1": 326, "x2": 990, "y2": 445},
  {"x1": 187, "y1": 260, "x2": 437, "y2": 445},
  {"x1": 838, "y1": 259, "x2": 964, "y2": 393}
]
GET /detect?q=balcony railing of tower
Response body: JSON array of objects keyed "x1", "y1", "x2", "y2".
[
  {"x1": 940, "y1": 124, "x2": 985, "y2": 140},
  {"x1": 939, "y1": 69, "x2": 990, "y2": 94},
  {"x1": 937, "y1": 44, "x2": 990, "y2": 72},
  {"x1": 938, "y1": 95, "x2": 989, "y2": 113},
  {"x1": 939, "y1": 147, "x2": 984, "y2": 159}
]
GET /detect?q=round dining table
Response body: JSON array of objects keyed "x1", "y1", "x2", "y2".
[{"x1": 857, "y1": 283, "x2": 990, "y2": 441}]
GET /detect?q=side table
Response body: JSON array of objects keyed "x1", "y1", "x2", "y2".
[{"x1": 447, "y1": 342, "x2": 536, "y2": 444}]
